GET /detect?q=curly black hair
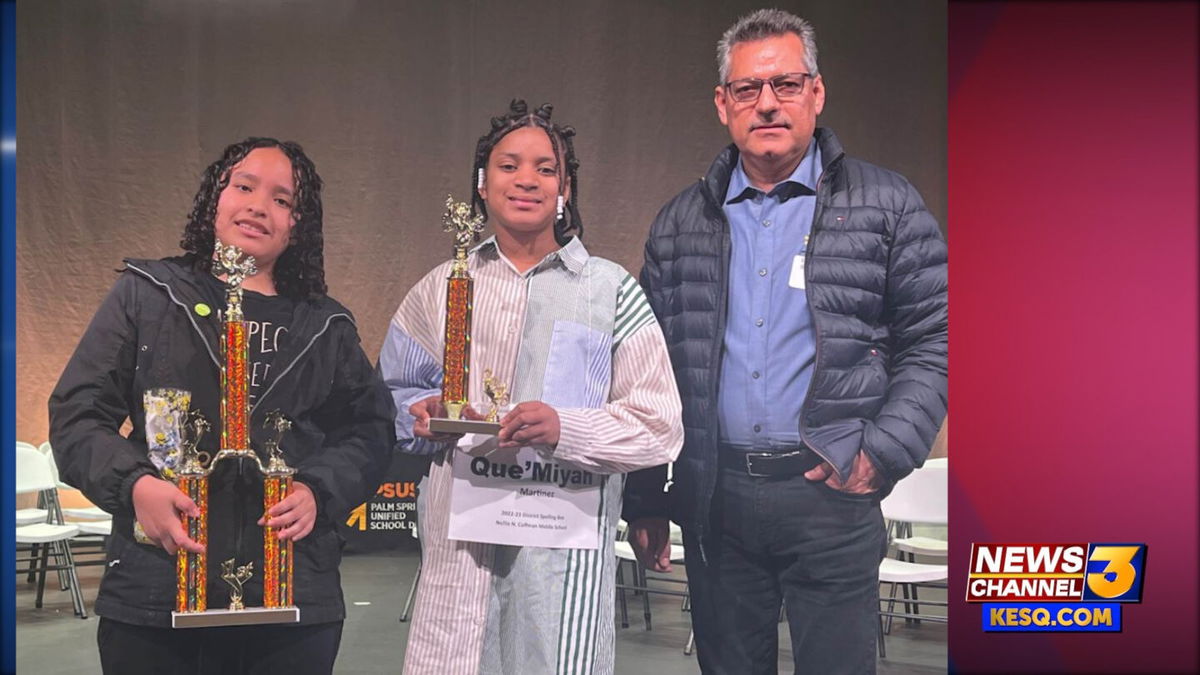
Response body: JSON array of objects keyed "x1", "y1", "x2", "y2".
[
  {"x1": 471, "y1": 100, "x2": 583, "y2": 245},
  {"x1": 179, "y1": 137, "x2": 326, "y2": 299}
]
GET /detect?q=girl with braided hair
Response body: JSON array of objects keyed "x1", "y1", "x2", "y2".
[{"x1": 380, "y1": 100, "x2": 683, "y2": 674}]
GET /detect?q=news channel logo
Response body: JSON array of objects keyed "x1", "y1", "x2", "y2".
[{"x1": 967, "y1": 543, "x2": 1146, "y2": 632}]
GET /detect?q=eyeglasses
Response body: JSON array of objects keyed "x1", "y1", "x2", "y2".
[{"x1": 723, "y1": 72, "x2": 813, "y2": 103}]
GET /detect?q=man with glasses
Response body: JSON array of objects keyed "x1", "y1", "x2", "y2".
[{"x1": 623, "y1": 9, "x2": 947, "y2": 673}]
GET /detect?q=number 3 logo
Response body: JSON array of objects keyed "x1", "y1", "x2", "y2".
[{"x1": 1086, "y1": 545, "x2": 1144, "y2": 600}]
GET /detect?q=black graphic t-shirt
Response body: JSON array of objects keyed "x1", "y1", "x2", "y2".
[{"x1": 201, "y1": 275, "x2": 294, "y2": 407}]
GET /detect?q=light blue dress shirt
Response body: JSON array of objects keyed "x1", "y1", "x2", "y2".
[{"x1": 717, "y1": 142, "x2": 821, "y2": 449}]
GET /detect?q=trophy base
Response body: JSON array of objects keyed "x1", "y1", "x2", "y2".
[
  {"x1": 429, "y1": 417, "x2": 501, "y2": 435},
  {"x1": 172, "y1": 606, "x2": 299, "y2": 629}
]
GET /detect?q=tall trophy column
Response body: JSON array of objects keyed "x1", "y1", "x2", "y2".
[
  {"x1": 430, "y1": 197, "x2": 502, "y2": 435},
  {"x1": 262, "y1": 411, "x2": 295, "y2": 609},
  {"x1": 216, "y1": 243, "x2": 254, "y2": 451},
  {"x1": 441, "y1": 197, "x2": 483, "y2": 421},
  {"x1": 175, "y1": 412, "x2": 211, "y2": 613}
]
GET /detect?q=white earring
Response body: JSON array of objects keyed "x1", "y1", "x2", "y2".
[
  {"x1": 556, "y1": 195, "x2": 565, "y2": 221},
  {"x1": 477, "y1": 168, "x2": 485, "y2": 189}
]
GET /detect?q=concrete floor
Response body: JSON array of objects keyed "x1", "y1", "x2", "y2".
[{"x1": 16, "y1": 545, "x2": 946, "y2": 674}]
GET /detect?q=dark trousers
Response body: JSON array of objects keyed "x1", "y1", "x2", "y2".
[
  {"x1": 683, "y1": 466, "x2": 888, "y2": 675},
  {"x1": 97, "y1": 617, "x2": 344, "y2": 675}
]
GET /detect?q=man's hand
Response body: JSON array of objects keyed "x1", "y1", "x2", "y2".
[
  {"x1": 132, "y1": 474, "x2": 205, "y2": 555},
  {"x1": 258, "y1": 481, "x2": 317, "y2": 541},
  {"x1": 497, "y1": 401, "x2": 560, "y2": 449},
  {"x1": 804, "y1": 449, "x2": 882, "y2": 495},
  {"x1": 409, "y1": 395, "x2": 481, "y2": 443},
  {"x1": 627, "y1": 517, "x2": 672, "y2": 572}
]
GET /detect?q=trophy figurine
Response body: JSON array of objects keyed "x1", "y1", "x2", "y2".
[
  {"x1": 221, "y1": 560, "x2": 254, "y2": 611},
  {"x1": 482, "y1": 369, "x2": 510, "y2": 423},
  {"x1": 163, "y1": 240, "x2": 301, "y2": 628},
  {"x1": 429, "y1": 196, "x2": 503, "y2": 435}
]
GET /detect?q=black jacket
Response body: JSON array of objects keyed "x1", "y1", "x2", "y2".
[
  {"x1": 623, "y1": 128, "x2": 948, "y2": 534},
  {"x1": 49, "y1": 257, "x2": 396, "y2": 626}
]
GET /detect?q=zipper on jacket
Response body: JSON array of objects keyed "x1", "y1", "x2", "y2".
[
  {"x1": 697, "y1": 177, "x2": 732, "y2": 540},
  {"x1": 797, "y1": 163, "x2": 841, "y2": 478}
]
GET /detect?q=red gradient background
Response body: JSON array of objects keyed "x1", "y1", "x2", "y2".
[{"x1": 949, "y1": 2, "x2": 1198, "y2": 672}]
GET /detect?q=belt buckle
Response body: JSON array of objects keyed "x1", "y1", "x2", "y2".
[{"x1": 745, "y1": 452, "x2": 773, "y2": 477}]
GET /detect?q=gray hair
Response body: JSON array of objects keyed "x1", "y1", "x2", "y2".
[{"x1": 717, "y1": 8, "x2": 819, "y2": 84}]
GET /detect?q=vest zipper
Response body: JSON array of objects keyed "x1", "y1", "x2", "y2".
[{"x1": 797, "y1": 164, "x2": 839, "y2": 477}]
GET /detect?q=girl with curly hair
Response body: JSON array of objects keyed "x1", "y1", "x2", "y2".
[{"x1": 50, "y1": 137, "x2": 395, "y2": 674}]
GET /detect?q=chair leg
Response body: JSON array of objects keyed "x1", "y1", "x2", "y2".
[
  {"x1": 637, "y1": 564, "x2": 652, "y2": 630},
  {"x1": 904, "y1": 549, "x2": 923, "y2": 624},
  {"x1": 877, "y1": 592, "x2": 887, "y2": 659},
  {"x1": 399, "y1": 560, "x2": 422, "y2": 622},
  {"x1": 900, "y1": 581, "x2": 913, "y2": 624},
  {"x1": 60, "y1": 541, "x2": 87, "y2": 619},
  {"x1": 43, "y1": 491, "x2": 72, "y2": 591},
  {"x1": 885, "y1": 581, "x2": 901, "y2": 634},
  {"x1": 684, "y1": 628, "x2": 696, "y2": 656},
  {"x1": 52, "y1": 540, "x2": 70, "y2": 591},
  {"x1": 25, "y1": 543, "x2": 39, "y2": 583},
  {"x1": 35, "y1": 543, "x2": 51, "y2": 608},
  {"x1": 616, "y1": 561, "x2": 629, "y2": 628}
]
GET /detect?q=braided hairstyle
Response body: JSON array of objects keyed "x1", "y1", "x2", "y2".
[
  {"x1": 179, "y1": 137, "x2": 327, "y2": 300},
  {"x1": 471, "y1": 100, "x2": 583, "y2": 245}
]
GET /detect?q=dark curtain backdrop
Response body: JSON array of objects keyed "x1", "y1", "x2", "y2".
[{"x1": 16, "y1": 0, "x2": 945, "y2": 442}]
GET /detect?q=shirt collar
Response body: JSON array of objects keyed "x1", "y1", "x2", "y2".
[
  {"x1": 725, "y1": 141, "x2": 821, "y2": 205},
  {"x1": 555, "y1": 236, "x2": 590, "y2": 274},
  {"x1": 473, "y1": 234, "x2": 590, "y2": 276}
]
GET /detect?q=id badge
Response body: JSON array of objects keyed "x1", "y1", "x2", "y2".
[{"x1": 788, "y1": 254, "x2": 806, "y2": 290}]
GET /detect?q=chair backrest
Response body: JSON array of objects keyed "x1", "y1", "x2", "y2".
[
  {"x1": 44, "y1": 449, "x2": 73, "y2": 488},
  {"x1": 880, "y1": 462, "x2": 947, "y2": 526},
  {"x1": 16, "y1": 445, "x2": 57, "y2": 494}
]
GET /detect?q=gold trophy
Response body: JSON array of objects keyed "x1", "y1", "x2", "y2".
[
  {"x1": 154, "y1": 240, "x2": 301, "y2": 628},
  {"x1": 429, "y1": 196, "x2": 504, "y2": 435}
]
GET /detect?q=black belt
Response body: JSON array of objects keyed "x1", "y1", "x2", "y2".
[{"x1": 719, "y1": 447, "x2": 824, "y2": 478}]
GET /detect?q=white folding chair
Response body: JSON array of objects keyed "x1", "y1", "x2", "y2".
[
  {"x1": 15, "y1": 505, "x2": 49, "y2": 525},
  {"x1": 888, "y1": 457, "x2": 948, "y2": 559},
  {"x1": 614, "y1": 519, "x2": 687, "y2": 632},
  {"x1": 877, "y1": 461, "x2": 947, "y2": 658},
  {"x1": 43, "y1": 449, "x2": 113, "y2": 521},
  {"x1": 15, "y1": 445, "x2": 87, "y2": 618},
  {"x1": 31, "y1": 446, "x2": 111, "y2": 589},
  {"x1": 15, "y1": 442, "x2": 50, "y2": 524}
]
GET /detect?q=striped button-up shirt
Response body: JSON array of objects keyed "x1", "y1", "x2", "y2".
[{"x1": 379, "y1": 235, "x2": 682, "y2": 674}]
